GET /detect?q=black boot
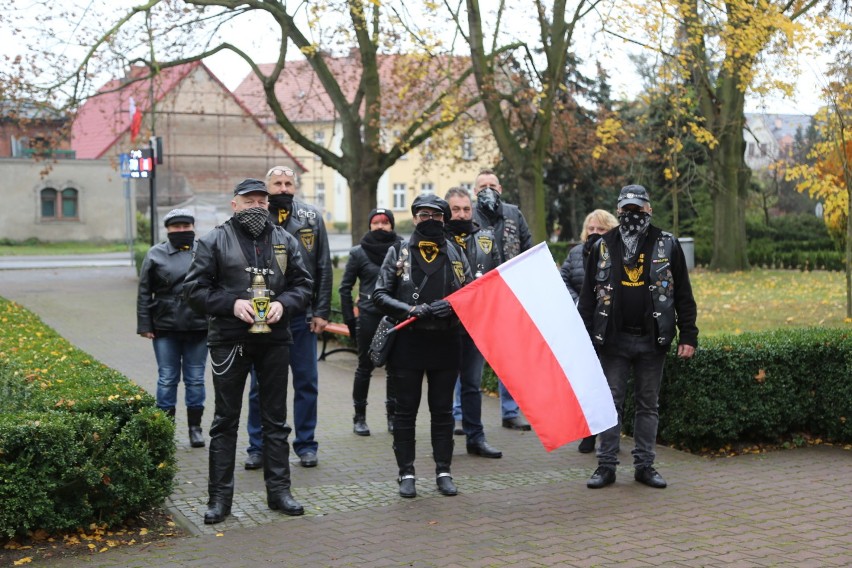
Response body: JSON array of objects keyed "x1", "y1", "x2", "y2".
[
  {"x1": 432, "y1": 428, "x2": 456, "y2": 495},
  {"x1": 187, "y1": 407, "x2": 206, "y2": 448},
  {"x1": 393, "y1": 439, "x2": 416, "y2": 497},
  {"x1": 353, "y1": 403, "x2": 370, "y2": 436}
]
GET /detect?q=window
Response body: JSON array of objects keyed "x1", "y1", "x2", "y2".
[
  {"x1": 313, "y1": 130, "x2": 324, "y2": 144},
  {"x1": 393, "y1": 183, "x2": 407, "y2": 209},
  {"x1": 315, "y1": 182, "x2": 326, "y2": 208},
  {"x1": 41, "y1": 187, "x2": 78, "y2": 220},
  {"x1": 748, "y1": 143, "x2": 756, "y2": 157},
  {"x1": 459, "y1": 183, "x2": 473, "y2": 195},
  {"x1": 461, "y1": 134, "x2": 475, "y2": 161},
  {"x1": 759, "y1": 143, "x2": 769, "y2": 157},
  {"x1": 420, "y1": 182, "x2": 434, "y2": 196},
  {"x1": 422, "y1": 138, "x2": 434, "y2": 161}
]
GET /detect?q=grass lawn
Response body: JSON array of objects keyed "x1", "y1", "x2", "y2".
[
  {"x1": 0, "y1": 241, "x2": 130, "y2": 256},
  {"x1": 333, "y1": 263, "x2": 850, "y2": 336},
  {"x1": 691, "y1": 268, "x2": 850, "y2": 336}
]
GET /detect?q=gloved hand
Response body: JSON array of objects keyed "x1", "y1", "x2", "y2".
[
  {"x1": 428, "y1": 299, "x2": 454, "y2": 319},
  {"x1": 345, "y1": 318, "x2": 358, "y2": 346},
  {"x1": 409, "y1": 303, "x2": 433, "y2": 320}
]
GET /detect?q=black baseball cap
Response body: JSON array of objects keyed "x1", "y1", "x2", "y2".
[
  {"x1": 617, "y1": 184, "x2": 650, "y2": 208},
  {"x1": 233, "y1": 178, "x2": 269, "y2": 196}
]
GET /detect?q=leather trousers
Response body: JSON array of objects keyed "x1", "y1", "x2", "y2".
[{"x1": 208, "y1": 342, "x2": 293, "y2": 506}]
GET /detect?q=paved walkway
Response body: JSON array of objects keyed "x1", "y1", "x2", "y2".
[{"x1": 1, "y1": 266, "x2": 851, "y2": 567}]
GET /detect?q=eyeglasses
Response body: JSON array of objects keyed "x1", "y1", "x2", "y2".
[
  {"x1": 415, "y1": 210, "x2": 444, "y2": 221},
  {"x1": 266, "y1": 166, "x2": 295, "y2": 178}
]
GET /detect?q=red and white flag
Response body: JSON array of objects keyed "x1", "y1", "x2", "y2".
[
  {"x1": 447, "y1": 242, "x2": 617, "y2": 452},
  {"x1": 129, "y1": 96, "x2": 142, "y2": 142}
]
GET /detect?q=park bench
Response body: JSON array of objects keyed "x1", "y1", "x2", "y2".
[{"x1": 318, "y1": 310, "x2": 358, "y2": 361}]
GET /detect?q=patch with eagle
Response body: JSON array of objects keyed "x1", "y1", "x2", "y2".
[
  {"x1": 477, "y1": 235, "x2": 493, "y2": 254},
  {"x1": 298, "y1": 228, "x2": 315, "y2": 252},
  {"x1": 417, "y1": 240, "x2": 439, "y2": 263}
]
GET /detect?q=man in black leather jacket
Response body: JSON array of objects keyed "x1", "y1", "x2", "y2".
[
  {"x1": 373, "y1": 194, "x2": 472, "y2": 499},
  {"x1": 472, "y1": 168, "x2": 534, "y2": 431},
  {"x1": 244, "y1": 166, "x2": 332, "y2": 470},
  {"x1": 578, "y1": 184, "x2": 697, "y2": 491},
  {"x1": 444, "y1": 187, "x2": 503, "y2": 459},
  {"x1": 184, "y1": 179, "x2": 313, "y2": 524}
]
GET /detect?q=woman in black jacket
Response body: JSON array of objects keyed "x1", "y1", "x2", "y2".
[
  {"x1": 372, "y1": 195, "x2": 472, "y2": 499},
  {"x1": 339, "y1": 208, "x2": 403, "y2": 436}
]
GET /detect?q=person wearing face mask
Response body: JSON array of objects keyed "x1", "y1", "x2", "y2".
[
  {"x1": 183, "y1": 179, "x2": 314, "y2": 524},
  {"x1": 339, "y1": 208, "x2": 403, "y2": 436},
  {"x1": 372, "y1": 194, "x2": 472, "y2": 498},
  {"x1": 578, "y1": 184, "x2": 698, "y2": 490},
  {"x1": 559, "y1": 209, "x2": 619, "y2": 454},
  {"x1": 444, "y1": 187, "x2": 503, "y2": 459},
  {"x1": 137, "y1": 208, "x2": 209, "y2": 448},
  {"x1": 472, "y1": 168, "x2": 534, "y2": 432},
  {"x1": 243, "y1": 166, "x2": 332, "y2": 471}
]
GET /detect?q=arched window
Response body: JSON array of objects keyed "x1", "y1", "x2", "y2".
[
  {"x1": 40, "y1": 187, "x2": 79, "y2": 220},
  {"x1": 41, "y1": 188, "x2": 58, "y2": 218}
]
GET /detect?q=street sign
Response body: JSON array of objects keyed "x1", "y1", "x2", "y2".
[{"x1": 120, "y1": 148, "x2": 154, "y2": 179}]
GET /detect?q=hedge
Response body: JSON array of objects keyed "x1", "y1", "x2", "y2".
[
  {"x1": 483, "y1": 328, "x2": 851, "y2": 452},
  {"x1": 0, "y1": 298, "x2": 176, "y2": 537}
]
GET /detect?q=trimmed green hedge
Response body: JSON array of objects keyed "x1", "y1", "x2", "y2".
[
  {"x1": 636, "y1": 327, "x2": 852, "y2": 451},
  {"x1": 483, "y1": 328, "x2": 851, "y2": 452},
  {"x1": 0, "y1": 298, "x2": 176, "y2": 537}
]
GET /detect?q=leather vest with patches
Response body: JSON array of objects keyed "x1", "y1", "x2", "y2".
[
  {"x1": 395, "y1": 240, "x2": 467, "y2": 305},
  {"x1": 593, "y1": 232, "x2": 677, "y2": 347}
]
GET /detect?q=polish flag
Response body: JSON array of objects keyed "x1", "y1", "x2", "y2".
[
  {"x1": 446, "y1": 242, "x2": 617, "y2": 452},
  {"x1": 129, "y1": 97, "x2": 142, "y2": 142}
]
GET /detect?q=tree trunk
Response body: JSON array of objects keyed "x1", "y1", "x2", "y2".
[{"x1": 707, "y1": 75, "x2": 750, "y2": 271}]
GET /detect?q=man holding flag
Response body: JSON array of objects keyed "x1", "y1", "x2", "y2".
[{"x1": 578, "y1": 185, "x2": 697, "y2": 489}]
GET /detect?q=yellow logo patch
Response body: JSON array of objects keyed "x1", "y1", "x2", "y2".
[
  {"x1": 298, "y1": 228, "x2": 315, "y2": 252},
  {"x1": 418, "y1": 241, "x2": 439, "y2": 263},
  {"x1": 452, "y1": 261, "x2": 465, "y2": 284},
  {"x1": 453, "y1": 234, "x2": 467, "y2": 249},
  {"x1": 477, "y1": 235, "x2": 493, "y2": 254}
]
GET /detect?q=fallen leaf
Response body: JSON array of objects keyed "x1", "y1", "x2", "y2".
[{"x1": 754, "y1": 369, "x2": 766, "y2": 383}]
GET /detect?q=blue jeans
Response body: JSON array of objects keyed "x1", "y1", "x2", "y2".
[
  {"x1": 247, "y1": 313, "x2": 318, "y2": 457},
  {"x1": 152, "y1": 334, "x2": 207, "y2": 410},
  {"x1": 452, "y1": 333, "x2": 487, "y2": 444},
  {"x1": 596, "y1": 333, "x2": 667, "y2": 469},
  {"x1": 499, "y1": 379, "x2": 520, "y2": 419}
]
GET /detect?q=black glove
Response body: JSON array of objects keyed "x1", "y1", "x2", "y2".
[
  {"x1": 428, "y1": 299, "x2": 454, "y2": 319},
  {"x1": 409, "y1": 303, "x2": 433, "y2": 320},
  {"x1": 345, "y1": 318, "x2": 358, "y2": 346}
]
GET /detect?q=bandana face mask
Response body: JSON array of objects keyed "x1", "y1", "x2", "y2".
[
  {"x1": 476, "y1": 188, "x2": 501, "y2": 214},
  {"x1": 235, "y1": 207, "x2": 269, "y2": 239},
  {"x1": 618, "y1": 209, "x2": 651, "y2": 264}
]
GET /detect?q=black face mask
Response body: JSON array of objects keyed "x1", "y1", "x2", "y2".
[
  {"x1": 414, "y1": 219, "x2": 445, "y2": 239},
  {"x1": 167, "y1": 231, "x2": 195, "y2": 250},
  {"x1": 268, "y1": 193, "x2": 294, "y2": 210},
  {"x1": 476, "y1": 188, "x2": 501, "y2": 215},
  {"x1": 446, "y1": 219, "x2": 473, "y2": 235},
  {"x1": 369, "y1": 228, "x2": 396, "y2": 242}
]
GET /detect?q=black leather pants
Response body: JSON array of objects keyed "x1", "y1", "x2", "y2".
[
  {"x1": 392, "y1": 366, "x2": 456, "y2": 476},
  {"x1": 208, "y1": 342, "x2": 292, "y2": 506}
]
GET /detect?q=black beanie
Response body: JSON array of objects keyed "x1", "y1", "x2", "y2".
[{"x1": 368, "y1": 208, "x2": 395, "y2": 229}]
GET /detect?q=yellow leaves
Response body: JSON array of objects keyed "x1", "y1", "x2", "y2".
[
  {"x1": 592, "y1": 117, "x2": 623, "y2": 160},
  {"x1": 13, "y1": 558, "x2": 33, "y2": 566},
  {"x1": 754, "y1": 369, "x2": 766, "y2": 383}
]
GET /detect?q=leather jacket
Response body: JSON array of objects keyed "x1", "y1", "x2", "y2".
[
  {"x1": 372, "y1": 239, "x2": 472, "y2": 329},
  {"x1": 275, "y1": 200, "x2": 332, "y2": 319},
  {"x1": 449, "y1": 222, "x2": 500, "y2": 279},
  {"x1": 137, "y1": 240, "x2": 207, "y2": 334},
  {"x1": 473, "y1": 201, "x2": 533, "y2": 264},
  {"x1": 183, "y1": 218, "x2": 314, "y2": 345},
  {"x1": 339, "y1": 238, "x2": 403, "y2": 320},
  {"x1": 577, "y1": 225, "x2": 698, "y2": 350}
]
